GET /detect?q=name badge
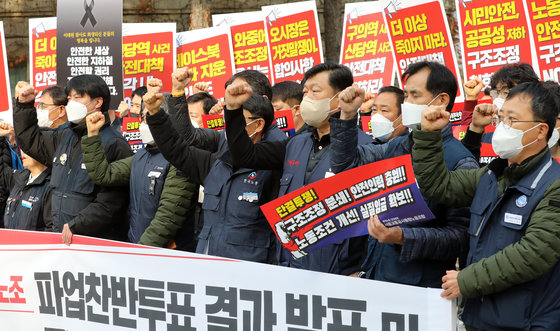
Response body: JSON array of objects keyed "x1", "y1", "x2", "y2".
[
  {"x1": 239, "y1": 192, "x2": 258, "y2": 203},
  {"x1": 148, "y1": 171, "x2": 162, "y2": 178},
  {"x1": 504, "y1": 212, "x2": 522, "y2": 225},
  {"x1": 21, "y1": 200, "x2": 32, "y2": 209},
  {"x1": 325, "y1": 171, "x2": 335, "y2": 178},
  {"x1": 81, "y1": 163, "x2": 87, "y2": 170}
]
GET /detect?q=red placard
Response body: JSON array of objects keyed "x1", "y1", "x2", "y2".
[
  {"x1": 202, "y1": 114, "x2": 226, "y2": 131},
  {"x1": 29, "y1": 24, "x2": 57, "y2": 97},
  {"x1": 263, "y1": 2, "x2": 323, "y2": 84},
  {"x1": 230, "y1": 21, "x2": 271, "y2": 80},
  {"x1": 274, "y1": 109, "x2": 296, "y2": 137},
  {"x1": 526, "y1": 0, "x2": 560, "y2": 82},
  {"x1": 122, "y1": 31, "x2": 174, "y2": 104},
  {"x1": 177, "y1": 29, "x2": 235, "y2": 100},
  {"x1": 457, "y1": 0, "x2": 535, "y2": 87},
  {"x1": 382, "y1": 0, "x2": 463, "y2": 99},
  {"x1": 0, "y1": 23, "x2": 10, "y2": 114},
  {"x1": 121, "y1": 117, "x2": 144, "y2": 153},
  {"x1": 340, "y1": 3, "x2": 395, "y2": 94},
  {"x1": 361, "y1": 115, "x2": 373, "y2": 136}
]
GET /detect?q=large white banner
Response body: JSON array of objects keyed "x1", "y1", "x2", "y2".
[{"x1": 0, "y1": 229, "x2": 455, "y2": 330}]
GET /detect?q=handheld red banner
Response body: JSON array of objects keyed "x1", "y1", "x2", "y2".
[{"x1": 202, "y1": 114, "x2": 226, "y2": 131}]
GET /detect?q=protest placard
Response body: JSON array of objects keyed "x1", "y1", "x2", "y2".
[
  {"x1": 274, "y1": 109, "x2": 296, "y2": 137},
  {"x1": 262, "y1": 1, "x2": 323, "y2": 84},
  {"x1": 122, "y1": 23, "x2": 175, "y2": 106},
  {"x1": 340, "y1": 2, "x2": 396, "y2": 94},
  {"x1": 29, "y1": 17, "x2": 57, "y2": 99},
  {"x1": 457, "y1": 0, "x2": 536, "y2": 87},
  {"x1": 121, "y1": 116, "x2": 143, "y2": 153},
  {"x1": 0, "y1": 229, "x2": 455, "y2": 330},
  {"x1": 176, "y1": 26, "x2": 235, "y2": 99},
  {"x1": 213, "y1": 11, "x2": 271, "y2": 81},
  {"x1": 0, "y1": 22, "x2": 11, "y2": 123},
  {"x1": 526, "y1": 0, "x2": 560, "y2": 82},
  {"x1": 261, "y1": 155, "x2": 434, "y2": 258},
  {"x1": 381, "y1": 0, "x2": 464, "y2": 100},
  {"x1": 202, "y1": 114, "x2": 226, "y2": 131},
  {"x1": 361, "y1": 115, "x2": 373, "y2": 137},
  {"x1": 56, "y1": 0, "x2": 123, "y2": 109}
]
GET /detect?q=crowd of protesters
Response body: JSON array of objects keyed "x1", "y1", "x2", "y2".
[{"x1": 2, "y1": 59, "x2": 560, "y2": 330}]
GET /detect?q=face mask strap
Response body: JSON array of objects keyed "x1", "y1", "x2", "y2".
[{"x1": 427, "y1": 93, "x2": 442, "y2": 107}]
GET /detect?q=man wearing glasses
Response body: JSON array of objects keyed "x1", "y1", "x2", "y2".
[{"x1": 412, "y1": 81, "x2": 560, "y2": 330}]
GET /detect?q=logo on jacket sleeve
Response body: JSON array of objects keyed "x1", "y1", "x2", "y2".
[
  {"x1": 249, "y1": 171, "x2": 258, "y2": 180},
  {"x1": 515, "y1": 195, "x2": 528, "y2": 208}
]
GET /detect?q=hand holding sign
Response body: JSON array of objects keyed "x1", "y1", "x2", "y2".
[
  {"x1": 144, "y1": 91, "x2": 165, "y2": 115},
  {"x1": 225, "y1": 81, "x2": 252, "y2": 110},
  {"x1": 421, "y1": 105, "x2": 449, "y2": 131},
  {"x1": 16, "y1": 81, "x2": 38, "y2": 104},
  {"x1": 339, "y1": 84, "x2": 365, "y2": 120},
  {"x1": 147, "y1": 78, "x2": 163, "y2": 94},
  {"x1": 464, "y1": 77, "x2": 483, "y2": 101},
  {"x1": 86, "y1": 111, "x2": 105, "y2": 137},
  {"x1": 367, "y1": 215, "x2": 403, "y2": 244},
  {"x1": 171, "y1": 67, "x2": 194, "y2": 94},
  {"x1": 470, "y1": 103, "x2": 497, "y2": 134}
]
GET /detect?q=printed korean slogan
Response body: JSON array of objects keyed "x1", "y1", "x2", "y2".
[
  {"x1": 121, "y1": 117, "x2": 143, "y2": 153},
  {"x1": 526, "y1": 0, "x2": 560, "y2": 82},
  {"x1": 261, "y1": 155, "x2": 434, "y2": 258},
  {"x1": 202, "y1": 114, "x2": 226, "y2": 131},
  {"x1": 29, "y1": 17, "x2": 58, "y2": 99},
  {"x1": 0, "y1": 229, "x2": 455, "y2": 330},
  {"x1": 340, "y1": 2, "x2": 396, "y2": 95}
]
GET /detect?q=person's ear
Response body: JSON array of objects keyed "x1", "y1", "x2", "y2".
[
  {"x1": 94, "y1": 97, "x2": 104, "y2": 110},
  {"x1": 538, "y1": 123, "x2": 550, "y2": 141},
  {"x1": 256, "y1": 118, "x2": 266, "y2": 133},
  {"x1": 58, "y1": 105, "x2": 66, "y2": 118},
  {"x1": 293, "y1": 105, "x2": 300, "y2": 117},
  {"x1": 438, "y1": 93, "x2": 450, "y2": 109}
]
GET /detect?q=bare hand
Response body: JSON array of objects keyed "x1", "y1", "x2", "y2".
[
  {"x1": 172, "y1": 67, "x2": 194, "y2": 94},
  {"x1": 225, "y1": 81, "x2": 252, "y2": 110},
  {"x1": 0, "y1": 122, "x2": 14, "y2": 137},
  {"x1": 16, "y1": 81, "x2": 39, "y2": 103},
  {"x1": 359, "y1": 92, "x2": 375, "y2": 113},
  {"x1": 143, "y1": 91, "x2": 165, "y2": 115},
  {"x1": 209, "y1": 100, "x2": 225, "y2": 115},
  {"x1": 367, "y1": 215, "x2": 403, "y2": 244},
  {"x1": 62, "y1": 223, "x2": 73, "y2": 246},
  {"x1": 117, "y1": 101, "x2": 129, "y2": 117},
  {"x1": 470, "y1": 103, "x2": 497, "y2": 133},
  {"x1": 464, "y1": 77, "x2": 483, "y2": 101},
  {"x1": 147, "y1": 78, "x2": 163, "y2": 94},
  {"x1": 193, "y1": 82, "x2": 210, "y2": 94},
  {"x1": 339, "y1": 84, "x2": 365, "y2": 120},
  {"x1": 441, "y1": 270, "x2": 462, "y2": 300},
  {"x1": 421, "y1": 105, "x2": 449, "y2": 131},
  {"x1": 86, "y1": 111, "x2": 105, "y2": 137}
]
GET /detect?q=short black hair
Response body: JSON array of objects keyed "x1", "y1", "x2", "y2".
[
  {"x1": 508, "y1": 81, "x2": 560, "y2": 139},
  {"x1": 132, "y1": 86, "x2": 147, "y2": 99},
  {"x1": 490, "y1": 63, "x2": 539, "y2": 90},
  {"x1": 65, "y1": 75, "x2": 111, "y2": 112},
  {"x1": 225, "y1": 70, "x2": 272, "y2": 100},
  {"x1": 402, "y1": 61, "x2": 458, "y2": 112},
  {"x1": 377, "y1": 86, "x2": 405, "y2": 113},
  {"x1": 301, "y1": 62, "x2": 354, "y2": 93},
  {"x1": 243, "y1": 93, "x2": 274, "y2": 131},
  {"x1": 272, "y1": 81, "x2": 303, "y2": 105},
  {"x1": 187, "y1": 92, "x2": 218, "y2": 115},
  {"x1": 42, "y1": 86, "x2": 68, "y2": 106}
]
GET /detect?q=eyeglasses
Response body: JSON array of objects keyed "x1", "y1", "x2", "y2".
[
  {"x1": 489, "y1": 88, "x2": 510, "y2": 99},
  {"x1": 491, "y1": 115, "x2": 544, "y2": 128},
  {"x1": 37, "y1": 102, "x2": 59, "y2": 110}
]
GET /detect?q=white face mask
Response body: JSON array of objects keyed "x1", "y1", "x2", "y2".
[
  {"x1": 401, "y1": 94, "x2": 440, "y2": 128},
  {"x1": 191, "y1": 119, "x2": 200, "y2": 128},
  {"x1": 370, "y1": 113, "x2": 401, "y2": 142},
  {"x1": 299, "y1": 93, "x2": 339, "y2": 128},
  {"x1": 139, "y1": 122, "x2": 154, "y2": 145},
  {"x1": 66, "y1": 99, "x2": 96, "y2": 124},
  {"x1": 492, "y1": 122, "x2": 542, "y2": 159},
  {"x1": 36, "y1": 106, "x2": 60, "y2": 128},
  {"x1": 493, "y1": 97, "x2": 506, "y2": 111},
  {"x1": 548, "y1": 127, "x2": 560, "y2": 148},
  {"x1": 246, "y1": 118, "x2": 260, "y2": 138}
]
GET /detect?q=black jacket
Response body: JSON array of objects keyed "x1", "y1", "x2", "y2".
[{"x1": 13, "y1": 99, "x2": 133, "y2": 240}]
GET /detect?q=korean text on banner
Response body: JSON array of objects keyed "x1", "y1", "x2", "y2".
[
  {"x1": 340, "y1": 2, "x2": 396, "y2": 95},
  {"x1": 457, "y1": 0, "x2": 536, "y2": 87},
  {"x1": 381, "y1": 0, "x2": 464, "y2": 100},
  {"x1": 56, "y1": 0, "x2": 124, "y2": 109},
  {"x1": 262, "y1": 1, "x2": 324, "y2": 84},
  {"x1": 202, "y1": 114, "x2": 226, "y2": 131},
  {"x1": 213, "y1": 11, "x2": 272, "y2": 81},
  {"x1": 0, "y1": 229, "x2": 455, "y2": 330},
  {"x1": 29, "y1": 17, "x2": 58, "y2": 97},
  {"x1": 274, "y1": 109, "x2": 296, "y2": 137},
  {"x1": 176, "y1": 26, "x2": 236, "y2": 100},
  {"x1": 261, "y1": 155, "x2": 434, "y2": 258},
  {"x1": 121, "y1": 117, "x2": 144, "y2": 153},
  {"x1": 122, "y1": 23, "x2": 176, "y2": 106},
  {"x1": 0, "y1": 22, "x2": 11, "y2": 123},
  {"x1": 526, "y1": 0, "x2": 560, "y2": 82}
]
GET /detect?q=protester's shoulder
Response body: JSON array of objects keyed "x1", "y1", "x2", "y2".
[{"x1": 356, "y1": 130, "x2": 374, "y2": 144}]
